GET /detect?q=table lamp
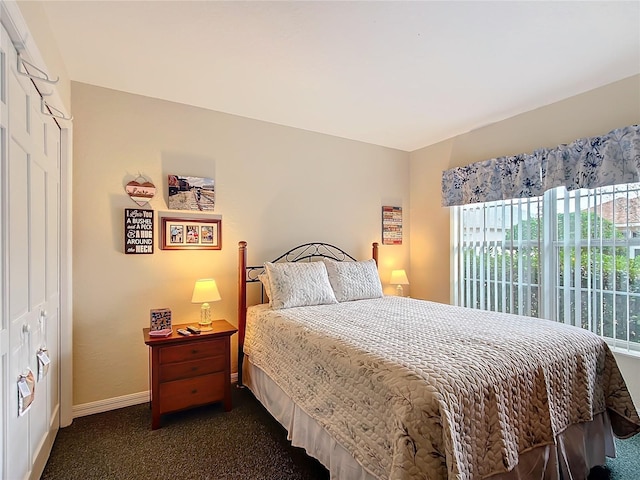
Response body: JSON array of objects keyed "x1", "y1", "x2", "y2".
[
  {"x1": 191, "y1": 278, "x2": 221, "y2": 330},
  {"x1": 390, "y1": 269, "x2": 409, "y2": 297}
]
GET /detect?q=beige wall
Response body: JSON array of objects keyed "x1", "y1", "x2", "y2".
[
  {"x1": 409, "y1": 74, "x2": 640, "y2": 404},
  {"x1": 72, "y1": 82, "x2": 410, "y2": 406}
]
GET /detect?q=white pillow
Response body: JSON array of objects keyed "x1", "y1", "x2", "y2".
[
  {"x1": 258, "y1": 273, "x2": 271, "y2": 300},
  {"x1": 264, "y1": 261, "x2": 338, "y2": 309},
  {"x1": 322, "y1": 258, "x2": 383, "y2": 302}
]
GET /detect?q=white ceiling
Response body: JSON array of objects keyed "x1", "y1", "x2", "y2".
[{"x1": 39, "y1": 1, "x2": 640, "y2": 152}]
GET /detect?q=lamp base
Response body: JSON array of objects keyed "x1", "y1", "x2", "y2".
[
  {"x1": 199, "y1": 303, "x2": 213, "y2": 331},
  {"x1": 396, "y1": 285, "x2": 404, "y2": 297}
]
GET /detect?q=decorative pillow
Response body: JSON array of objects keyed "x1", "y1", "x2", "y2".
[
  {"x1": 322, "y1": 258, "x2": 383, "y2": 302},
  {"x1": 264, "y1": 261, "x2": 338, "y2": 309},
  {"x1": 258, "y1": 273, "x2": 271, "y2": 300}
]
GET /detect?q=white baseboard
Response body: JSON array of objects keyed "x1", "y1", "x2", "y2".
[
  {"x1": 73, "y1": 390, "x2": 150, "y2": 418},
  {"x1": 72, "y1": 372, "x2": 239, "y2": 418}
]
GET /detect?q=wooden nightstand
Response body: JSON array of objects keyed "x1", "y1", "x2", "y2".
[{"x1": 143, "y1": 319, "x2": 237, "y2": 429}]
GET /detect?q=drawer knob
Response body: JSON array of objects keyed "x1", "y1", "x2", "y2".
[
  {"x1": 191, "y1": 349, "x2": 198, "y2": 354},
  {"x1": 191, "y1": 366, "x2": 199, "y2": 372},
  {"x1": 191, "y1": 389, "x2": 198, "y2": 394}
]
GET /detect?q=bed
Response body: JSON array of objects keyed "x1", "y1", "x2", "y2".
[{"x1": 236, "y1": 241, "x2": 640, "y2": 480}]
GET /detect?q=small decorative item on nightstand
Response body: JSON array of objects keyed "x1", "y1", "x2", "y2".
[
  {"x1": 150, "y1": 308, "x2": 172, "y2": 336},
  {"x1": 390, "y1": 270, "x2": 409, "y2": 297},
  {"x1": 191, "y1": 279, "x2": 221, "y2": 331}
]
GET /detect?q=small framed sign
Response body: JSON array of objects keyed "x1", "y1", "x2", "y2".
[
  {"x1": 160, "y1": 216, "x2": 221, "y2": 250},
  {"x1": 125, "y1": 209, "x2": 154, "y2": 254},
  {"x1": 382, "y1": 206, "x2": 402, "y2": 245},
  {"x1": 150, "y1": 308, "x2": 172, "y2": 331}
]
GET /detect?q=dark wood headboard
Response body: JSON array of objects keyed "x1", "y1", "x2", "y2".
[{"x1": 236, "y1": 241, "x2": 379, "y2": 386}]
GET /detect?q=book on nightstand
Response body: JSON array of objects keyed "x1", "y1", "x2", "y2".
[{"x1": 148, "y1": 329, "x2": 172, "y2": 337}]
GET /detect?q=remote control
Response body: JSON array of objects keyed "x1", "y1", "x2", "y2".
[
  {"x1": 187, "y1": 325, "x2": 201, "y2": 334},
  {"x1": 177, "y1": 328, "x2": 191, "y2": 336}
]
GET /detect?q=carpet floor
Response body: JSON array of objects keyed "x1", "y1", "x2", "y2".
[
  {"x1": 41, "y1": 387, "x2": 328, "y2": 480},
  {"x1": 606, "y1": 430, "x2": 640, "y2": 480},
  {"x1": 41, "y1": 387, "x2": 639, "y2": 480}
]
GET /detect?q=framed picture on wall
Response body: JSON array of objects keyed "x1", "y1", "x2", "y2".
[
  {"x1": 160, "y1": 217, "x2": 221, "y2": 250},
  {"x1": 167, "y1": 174, "x2": 215, "y2": 211},
  {"x1": 125, "y1": 208, "x2": 154, "y2": 254},
  {"x1": 382, "y1": 206, "x2": 402, "y2": 245}
]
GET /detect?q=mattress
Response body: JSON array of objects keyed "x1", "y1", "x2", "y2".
[{"x1": 243, "y1": 296, "x2": 640, "y2": 479}]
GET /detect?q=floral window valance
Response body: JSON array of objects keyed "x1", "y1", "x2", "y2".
[{"x1": 441, "y1": 124, "x2": 640, "y2": 207}]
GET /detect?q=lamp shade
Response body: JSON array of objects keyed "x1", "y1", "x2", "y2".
[
  {"x1": 191, "y1": 278, "x2": 222, "y2": 304},
  {"x1": 390, "y1": 269, "x2": 409, "y2": 285}
]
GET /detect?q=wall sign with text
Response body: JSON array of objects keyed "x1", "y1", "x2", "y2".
[
  {"x1": 382, "y1": 206, "x2": 402, "y2": 245},
  {"x1": 125, "y1": 208, "x2": 154, "y2": 254}
]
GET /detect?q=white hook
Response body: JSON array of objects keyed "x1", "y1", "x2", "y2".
[
  {"x1": 17, "y1": 53, "x2": 59, "y2": 84},
  {"x1": 40, "y1": 97, "x2": 73, "y2": 122}
]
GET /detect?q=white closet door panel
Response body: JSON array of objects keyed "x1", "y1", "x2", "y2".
[
  {"x1": 30, "y1": 166, "x2": 47, "y2": 309},
  {"x1": 8, "y1": 416, "x2": 30, "y2": 480},
  {"x1": 29, "y1": 92, "x2": 50, "y2": 312},
  {"x1": 30, "y1": 378, "x2": 48, "y2": 462},
  {"x1": 8, "y1": 139, "x2": 29, "y2": 321},
  {"x1": 6, "y1": 135, "x2": 35, "y2": 480},
  {"x1": 32, "y1": 106, "x2": 45, "y2": 156},
  {"x1": 44, "y1": 127, "x2": 60, "y2": 430},
  {"x1": 45, "y1": 310, "x2": 59, "y2": 424},
  {"x1": 30, "y1": 106, "x2": 59, "y2": 446},
  {"x1": 8, "y1": 67, "x2": 29, "y2": 149},
  {"x1": 46, "y1": 127, "x2": 60, "y2": 302}
]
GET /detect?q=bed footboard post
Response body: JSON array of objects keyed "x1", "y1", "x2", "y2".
[
  {"x1": 237, "y1": 241, "x2": 247, "y2": 387},
  {"x1": 372, "y1": 242, "x2": 379, "y2": 265}
]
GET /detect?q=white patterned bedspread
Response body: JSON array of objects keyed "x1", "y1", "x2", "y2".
[{"x1": 244, "y1": 296, "x2": 640, "y2": 480}]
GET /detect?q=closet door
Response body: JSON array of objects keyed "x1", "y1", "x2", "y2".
[
  {"x1": 4, "y1": 22, "x2": 61, "y2": 480},
  {"x1": 0, "y1": 19, "x2": 8, "y2": 480}
]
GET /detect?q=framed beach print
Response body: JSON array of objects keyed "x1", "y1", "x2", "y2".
[{"x1": 160, "y1": 217, "x2": 221, "y2": 250}]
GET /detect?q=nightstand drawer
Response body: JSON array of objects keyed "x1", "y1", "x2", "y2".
[
  {"x1": 159, "y1": 356, "x2": 226, "y2": 383},
  {"x1": 159, "y1": 338, "x2": 224, "y2": 364},
  {"x1": 159, "y1": 372, "x2": 226, "y2": 413}
]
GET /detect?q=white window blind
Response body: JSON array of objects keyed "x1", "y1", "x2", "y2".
[
  {"x1": 453, "y1": 183, "x2": 640, "y2": 354},
  {"x1": 453, "y1": 196, "x2": 542, "y2": 317}
]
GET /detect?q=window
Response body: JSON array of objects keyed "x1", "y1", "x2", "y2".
[{"x1": 452, "y1": 183, "x2": 640, "y2": 354}]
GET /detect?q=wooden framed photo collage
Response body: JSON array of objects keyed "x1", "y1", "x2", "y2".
[{"x1": 160, "y1": 216, "x2": 221, "y2": 250}]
